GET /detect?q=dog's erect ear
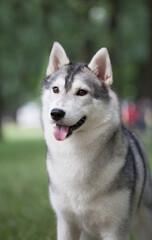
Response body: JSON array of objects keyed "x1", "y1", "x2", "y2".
[
  {"x1": 88, "y1": 48, "x2": 113, "y2": 87},
  {"x1": 46, "y1": 42, "x2": 70, "y2": 76}
]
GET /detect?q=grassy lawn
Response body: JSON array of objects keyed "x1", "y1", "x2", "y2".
[
  {"x1": 0, "y1": 125, "x2": 56, "y2": 240},
  {"x1": 0, "y1": 125, "x2": 151, "y2": 240}
]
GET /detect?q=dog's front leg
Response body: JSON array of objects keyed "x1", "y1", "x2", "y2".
[
  {"x1": 101, "y1": 231, "x2": 130, "y2": 240},
  {"x1": 80, "y1": 230, "x2": 93, "y2": 240},
  {"x1": 57, "y1": 217, "x2": 80, "y2": 240}
]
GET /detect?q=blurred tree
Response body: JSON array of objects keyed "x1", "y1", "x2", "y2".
[
  {"x1": 140, "y1": 0, "x2": 152, "y2": 98},
  {"x1": 115, "y1": 0, "x2": 150, "y2": 99},
  {"x1": 0, "y1": 0, "x2": 151, "y2": 139},
  {"x1": 0, "y1": 0, "x2": 47, "y2": 139}
]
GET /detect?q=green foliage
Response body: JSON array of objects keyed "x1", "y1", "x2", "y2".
[{"x1": 0, "y1": 0, "x2": 151, "y2": 115}]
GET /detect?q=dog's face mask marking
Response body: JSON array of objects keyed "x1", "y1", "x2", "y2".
[
  {"x1": 42, "y1": 42, "x2": 113, "y2": 141},
  {"x1": 46, "y1": 71, "x2": 92, "y2": 141}
]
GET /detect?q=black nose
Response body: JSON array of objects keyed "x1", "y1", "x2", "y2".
[{"x1": 51, "y1": 108, "x2": 65, "y2": 121}]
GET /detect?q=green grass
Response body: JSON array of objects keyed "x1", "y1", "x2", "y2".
[
  {"x1": 0, "y1": 125, "x2": 152, "y2": 240},
  {"x1": 0, "y1": 125, "x2": 56, "y2": 240}
]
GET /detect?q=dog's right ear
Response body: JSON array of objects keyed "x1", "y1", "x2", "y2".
[{"x1": 46, "y1": 42, "x2": 70, "y2": 76}]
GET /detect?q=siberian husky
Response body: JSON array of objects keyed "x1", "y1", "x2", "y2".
[{"x1": 41, "y1": 42, "x2": 152, "y2": 240}]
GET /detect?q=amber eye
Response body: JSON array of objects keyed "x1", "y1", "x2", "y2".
[
  {"x1": 53, "y1": 87, "x2": 59, "y2": 94},
  {"x1": 76, "y1": 89, "x2": 88, "y2": 96}
]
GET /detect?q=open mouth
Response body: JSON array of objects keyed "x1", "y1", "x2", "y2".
[{"x1": 53, "y1": 116, "x2": 86, "y2": 141}]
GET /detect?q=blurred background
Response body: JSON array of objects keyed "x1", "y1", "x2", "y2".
[{"x1": 0, "y1": 0, "x2": 152, "y2": 239}]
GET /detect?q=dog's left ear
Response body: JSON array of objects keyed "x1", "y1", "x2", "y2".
[
  {"x1": 88, "y1": 48, "x2": 113, "y2": 87},
  {"x1": 46, "y1": 42, "x2": 70, "y2": 76}
]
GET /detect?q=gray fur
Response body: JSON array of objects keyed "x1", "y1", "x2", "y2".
[
  {"x1": 84, "y1": 76, "x2": 110, "y2": 100},
  {"x1": 43, "y1": 63, "x2": 110, "y2": 101},
  {"x1": 42, "y1": 43, "x2": 152, "y2": 240},
  {"x1": 43, "y1": 67, "x2": 68, "y2": 90},
  {"x1": 65, "y1": 63, "x2": 87, "y2": 92}
]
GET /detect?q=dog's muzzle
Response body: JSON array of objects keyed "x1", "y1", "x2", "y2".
[
  {"x1": 69, "y1": 116, "x2": 86, "y2": 132},
  {"x1": 53, "y1": 116, "x2": 86, "y2": 141}
]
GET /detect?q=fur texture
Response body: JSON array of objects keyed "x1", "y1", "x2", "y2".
[{"x1": 41, "y1": 42, "x2": 152, "y2": 240}]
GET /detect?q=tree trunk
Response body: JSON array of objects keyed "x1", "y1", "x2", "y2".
[
  {"x1": 144, "y1": 0, "x2": 152, "y2": 98},
  {"x1": 0, "y1": 94, "x2": 3, "y2": 141},
  {"x1": 0, "y1": 84, "x2": 4, "y2": 140},
  {"x1": 0, "y1": 113, "x2": 2, "y2": 141},
  {"x1": 109, "y1": 0, "x2": 120, "y2": 93},
  {"x1": 139, "y1": 0, "x2": 152, "y2": 99}
]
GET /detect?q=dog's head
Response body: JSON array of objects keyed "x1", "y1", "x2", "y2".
[{"x1": 42, "y1": 42, "x2": 116, "y2": 141}]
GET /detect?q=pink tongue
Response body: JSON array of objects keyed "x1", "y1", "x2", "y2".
[{"x1": 53, "y1": 125, "x2": 69, "y2": 141}]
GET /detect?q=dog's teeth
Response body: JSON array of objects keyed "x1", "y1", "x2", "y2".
[{"x1": 53, "y1": 123, "x2": 56, "y2": 128}]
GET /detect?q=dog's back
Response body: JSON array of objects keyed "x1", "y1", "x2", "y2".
[
  {"x1": 42, "y1": 42, "x2": 152, "y2": 240},
  {"x1": 123, "y1": 127, "x2": 152, "y2": 239}
]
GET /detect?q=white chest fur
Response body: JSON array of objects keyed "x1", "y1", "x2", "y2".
[{"x1": 46, "y1": 129, "x2": 128, "y2": 235}]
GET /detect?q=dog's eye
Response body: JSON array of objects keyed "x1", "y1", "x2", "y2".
[
  {"x1": 76, "y1": 89, "x2": 88, "y2": 96},
  {"x1": 53, "y1": 87, "x2": 59, "y2": 94}
]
